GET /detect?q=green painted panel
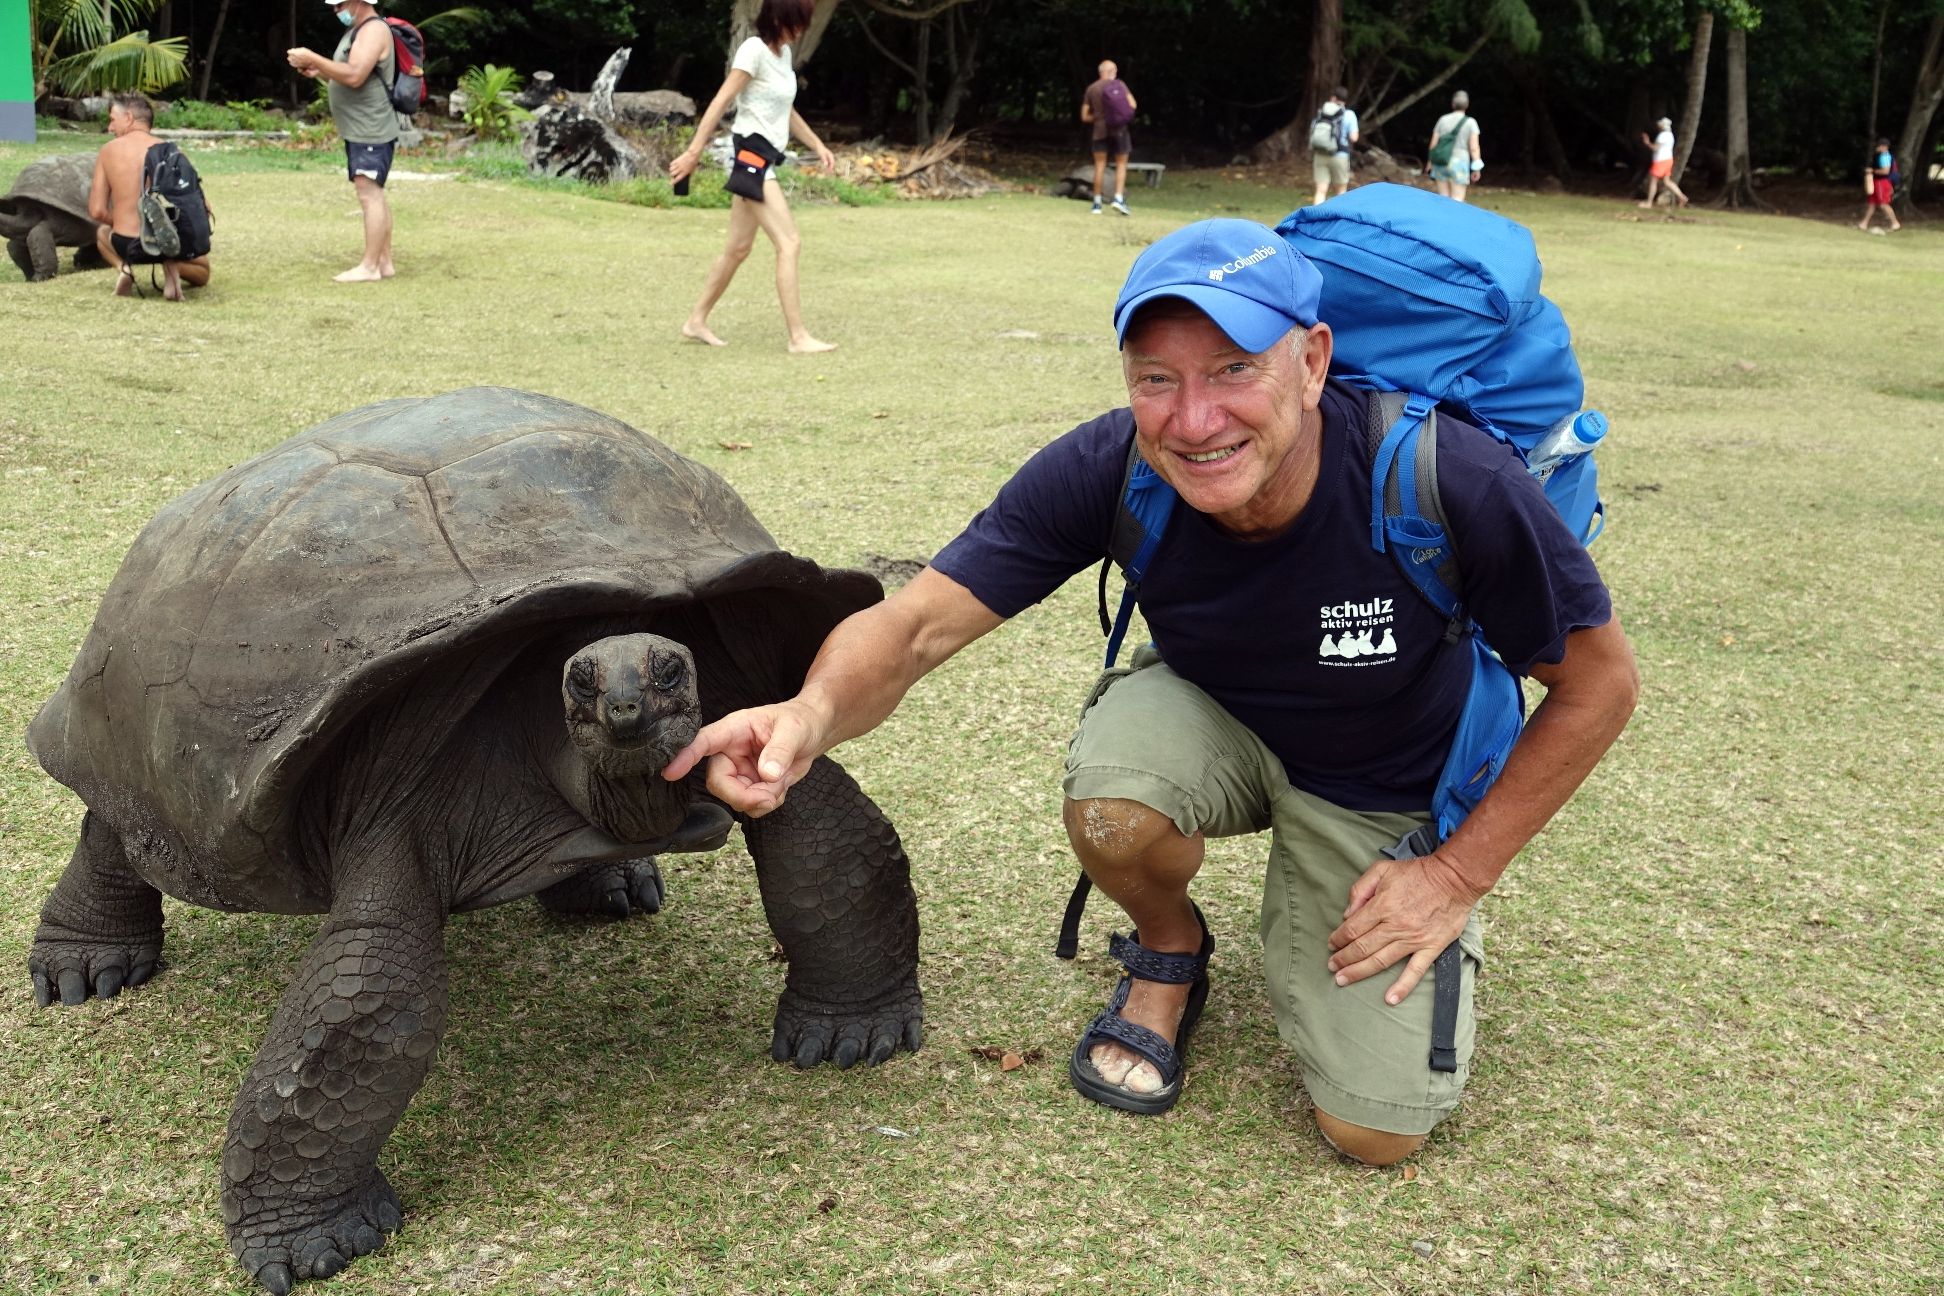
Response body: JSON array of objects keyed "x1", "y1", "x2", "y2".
[{"x1": 0, "y1": 0, "x2": 30, "y2": 102}]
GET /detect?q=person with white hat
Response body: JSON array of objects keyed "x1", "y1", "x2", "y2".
[
  {"x1": 287, "y1": 1, "x2": 400, "y2": 282},
  {"x1": 1639, "y1": 116, "x2": 1689, "y2": 210}
]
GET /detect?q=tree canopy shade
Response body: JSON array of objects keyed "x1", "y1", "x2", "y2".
[{"x1": 69, "y1": 0, "x2": 1944, "y2": 198}]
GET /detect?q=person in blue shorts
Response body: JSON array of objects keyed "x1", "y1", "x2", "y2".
[
  {"x1": 288, "y1": 0, "x2": 400, "y2": 282},
  {"x1": 664, "y1": 218, "x2": 1638, "y2": 1165}
]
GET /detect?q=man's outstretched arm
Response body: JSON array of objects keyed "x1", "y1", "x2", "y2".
[{"x1": 662, "y1": 566, "x2": 1004, "y2": 816}]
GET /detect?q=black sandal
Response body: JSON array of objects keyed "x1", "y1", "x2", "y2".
[{"x1": 1068, "y1": 902, "x2": 1214, "y2": 1115}]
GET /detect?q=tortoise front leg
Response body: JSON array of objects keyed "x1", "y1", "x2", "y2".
[
  {"x1": 738, "y1": 755, "x2": 922, "y2": 1069},
  {"x1": 222, "y1": 851, "x2": 448, "y2": 1294},
  {"x1": 24, "y1": 223, "x2": 58, "y2": 281}
]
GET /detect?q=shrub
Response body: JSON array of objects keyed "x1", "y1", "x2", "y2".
[{"x1": 457, "y1": 64, "x2": 530, "y2": 143}]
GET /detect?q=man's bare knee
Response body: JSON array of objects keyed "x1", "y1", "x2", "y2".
[
  {"x1": 1315, "y1": 1109, "x2": 1426, "y2": 1167},
  {"x1": 1061, "y1": 796, "x2": 1177, "y2": 866}
]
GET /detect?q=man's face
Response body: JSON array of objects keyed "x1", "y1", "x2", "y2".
[
  {"x1": 107, "y1": 105, "x2": 130, "y2": 136},
  {"x1": 1122, "y1": 304, "x2": 1331, "y2": 537}
]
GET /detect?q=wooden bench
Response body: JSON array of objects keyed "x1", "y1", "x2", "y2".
[{"x1": 1055, "y1": 161, "x2": 1167, "y2": 199}]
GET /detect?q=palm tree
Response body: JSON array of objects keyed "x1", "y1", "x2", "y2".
[{"x1": 32, "y1": 0, "x2": 188, "y2": 99}]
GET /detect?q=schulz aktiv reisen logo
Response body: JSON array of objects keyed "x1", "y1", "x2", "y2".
[
  {"x1": 1318, "y1": 595, "x2": 1399, "y2": 666},
  {"x1": 1207, "y1": 245, "x2": 1277, "y2": 282}
]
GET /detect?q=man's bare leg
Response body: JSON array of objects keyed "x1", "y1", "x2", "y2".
[
  {"x1": 96, "y1": 225, "x2": 134, "y2": 296},
  {"x1": 161, "y1": 261, "x2": 183, "y2": 301},
  {"x1": 749, "y1": 181, "x2": 835, "y2": 354},
  {"x1": 1091, "y1": 151, "x2": 1108, "y2": 206},
  {"x1": 1638, "y1": 176, "x2": 1660, "y2": 209},
  {"x1": 1113, "y1": 154, "x2": 1129, "y2": 206},
  {"x1": 1062, "y1": 797, "x2": 1204, "y2": 1096},
  {"x1": 336, "y1": 176, "x2": 390, "y2": 283},
  {"x1": 682, "y1": 195, "x2": 761, "y2": 346}
]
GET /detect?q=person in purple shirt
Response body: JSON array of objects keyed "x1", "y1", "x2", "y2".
[{"x1": 664, "y1": 219, "x2": 1638, "y2": 1165}]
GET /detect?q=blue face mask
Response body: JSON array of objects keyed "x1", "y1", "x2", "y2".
[{"x1": 336, "y1": 8, "x2": 354, "y2": 26}]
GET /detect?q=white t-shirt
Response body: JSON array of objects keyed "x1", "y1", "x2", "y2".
[
  {"x1": 730, "y1": 37, "x2": 795, "y2": 151},
  {"x1": 1432, "y1": 110, "x2": 1479, "y2": 160},
  {"x1": 1652, "y1": 129, "x2": 1674, "y2": 162}
]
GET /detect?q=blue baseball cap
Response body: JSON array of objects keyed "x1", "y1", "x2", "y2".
[{"x1": 1113, "y1": 218, "x2": 1322, "y2": 353}]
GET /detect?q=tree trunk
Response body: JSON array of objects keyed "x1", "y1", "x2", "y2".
[
  {"x1": 932, "y1": 1, "x2": 986, "y2": 143},
  {"x1": 1303, "y1": 0, "x2": 1342, "y2": 126},
  {"x1": 1893, "y1": 15, "x2": 1944, "y2": 214},
  {"x1": 729, "y1": 0, "x2": 842, "y2": 67},
  {"x1": 1712, "y1": 24, "x2": 1766, "y2": 209},
  {"x1": 1868, "y1": 2, "x2": 1888, "y2": 140},
  {"x1": 196, "y1": 0, "x2": 233, "y2": 101},
  {"x1": 1671, "y1": 9, "x2": 1712, "y2": 186},
  {"x1": 1511, "y1": 60, "x2": 1568, "y2": 179},
  {"x1": 1358, "y1": 30, "x2": 1490, "y2": 134},
  {"x1": 911, "y1": 17, "x2": 932, "y2": 144}
]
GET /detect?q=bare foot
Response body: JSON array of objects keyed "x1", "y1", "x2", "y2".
[
  {"x1": 334, "y1": 264, "x2": 384, "y2": 283},
  {"x1": 379, "y1": 262, "x2": 396, "y2": 278},
  {"x1": 1636, "y1": 201, "x2": 1652, "y2": 209},
  {"x1": 681, "y1": 321, "x2": 727, "y2": 346},
  {"x1": 162, "y1": 267, "x2": 183, "y2": 302},
  {"x1": 1088, "y1": 977, "x2": 1192, "y2": 1095},
  {"x1": 787, "y1": 335, "x2": 837, "y2": 354},
  {"x1": 113, "y1": 267, "x2": 134, "y2": 298}
]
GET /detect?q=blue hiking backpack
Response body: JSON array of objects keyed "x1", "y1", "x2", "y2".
[{"x1": 1059, "y1": 185, "x2": 1609, "y2": 1068}]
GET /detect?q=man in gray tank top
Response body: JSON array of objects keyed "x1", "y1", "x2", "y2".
[{"x1": 287, "y1": 0, "x2": 399, "y2": 282}]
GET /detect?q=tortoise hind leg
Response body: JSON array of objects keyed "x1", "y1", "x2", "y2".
[
  {"x1": 535, "y1": 857, "x2": 665, "y2": 919},
  {"x1": 29, "y1": 811, "x2": 165, "y2": 1007},
  {"x1": 73, "y1": 242, "x2": 107, "y2": 272},
  {"x1": 738, "y1": 756, "x2": 922, "y2": 1070},
  {"x1": 223, "y1": 852, "x2": 447, "y2": 1294},
  {"x1": 6, "y1": 234, "x2": 30, "y2": 280}
]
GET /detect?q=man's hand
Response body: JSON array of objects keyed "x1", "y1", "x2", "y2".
[
  {"x1": 1327, "y1": 851, "x2": 1480, "y2": 1005},
  {"x1": 661, "y1": 702, "x2": 823, "y2": 817},
  {"x1": 286, "y1": 47, "x2": 319, "y2": 74}
]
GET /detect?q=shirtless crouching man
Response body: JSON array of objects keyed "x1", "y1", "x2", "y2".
[{"x1": 90, "y1": 94, "x2": 211, "y2": 300}]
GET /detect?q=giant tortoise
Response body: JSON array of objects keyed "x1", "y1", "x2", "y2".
[
  {"x1": 1, "y1": 152, "x2": 107, "y2": 280},
  {"x1": 26, "y1": 387, "x2": 923, "y2": 1292}
]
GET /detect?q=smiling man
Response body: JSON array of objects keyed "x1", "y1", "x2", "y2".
[{"x1": 664, "y1": 218, "x2": 1637, "y2": 1163}]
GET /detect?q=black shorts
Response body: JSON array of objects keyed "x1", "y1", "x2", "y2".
[
  {"x1": 1092, "y1": 126, "x2": 1133, "y2": 158},
  {"x1": 344, "y1": 140, "x2": 396, "y2": 187},
  {"x1": 110, "y1": 231, "x2": 164, "y2": 266}
]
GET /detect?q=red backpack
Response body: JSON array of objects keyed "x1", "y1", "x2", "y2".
[{"x1": 353, "y1": 16, "x2": 426, "y2": 113}]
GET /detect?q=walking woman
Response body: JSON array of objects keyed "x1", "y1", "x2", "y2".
[{"x1": 669, "y1": 0, "x2": 838, "y2": 352}]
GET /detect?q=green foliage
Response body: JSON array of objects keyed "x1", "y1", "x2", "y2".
[
  {"x1": 457, "y1": 64, "x2": 532, "y2": 143},
  {"x1": 32, "y1": 0, "x2": 188, "y2": 96},
  {"x1": 443, "y1": 140, "x2": 886, "y2": 209},
  {"x1": 153, "y1": 99, "x2": 287, "y2": 133}
]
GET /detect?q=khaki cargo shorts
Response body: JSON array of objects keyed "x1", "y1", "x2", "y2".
[
  {"x1": 1311, "y1": 151, "x2": 1350, "y2": 189},
  {"x1": 1062, "y1": 647, "x2": 1484, "y2": 1136}
]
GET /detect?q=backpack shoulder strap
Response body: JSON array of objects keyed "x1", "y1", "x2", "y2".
[
  {"x1": 1365, "y1": 388, "x2": 1467, "y2": 636},
  {"x1": 1095, "y1": 431, "x2": 1178, "y2": 667},
  {"x1": 352, "y1": 15, "x2": 397, "y2": 90}
]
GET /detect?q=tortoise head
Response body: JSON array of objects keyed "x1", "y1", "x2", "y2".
[{"x1": 562, "y1": 633, "x2": 701, "y2": 778}]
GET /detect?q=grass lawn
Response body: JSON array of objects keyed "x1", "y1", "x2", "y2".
[{"x1": 1, "y1": 135, "x2": 1940, "y2": 1295}]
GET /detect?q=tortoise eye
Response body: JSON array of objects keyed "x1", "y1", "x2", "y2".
[
  {"x1": 567, "y1": 658, "x2": 598, "y2": 700},
  {"x1": 650, "y1": 655, "x2": 685, "y2": 694}
]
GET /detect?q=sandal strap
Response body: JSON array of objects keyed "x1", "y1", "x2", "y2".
[
  {"x1": 1106, "y1": 932, "x2": 1205, "y2": 983},
  {"x1": 1079, "y1": 1001, "x2": 1182, "y2": 1084}
]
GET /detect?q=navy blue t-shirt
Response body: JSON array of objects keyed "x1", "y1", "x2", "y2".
[{"x1": 931, "y1": 383, "x2": 1613, "y2": 811}]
